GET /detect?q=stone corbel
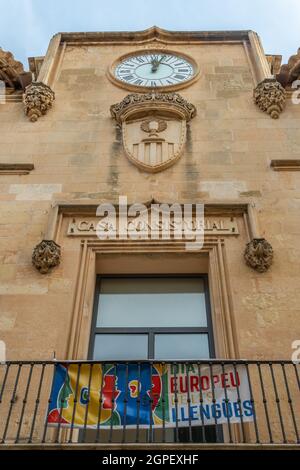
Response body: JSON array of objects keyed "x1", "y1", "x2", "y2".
[
  {"x1": 253, "y1": 78, "x2": 286, "y2": 119},
  {"x1": 23, "y1": 81, "x2": 55, "y2": 122},
  {"x1": 32, "y1": 239, "x2": 61, "y2": 274},
  {"x1": 244, "y1": 238, "x2": 273, "y2": 273},
  {"x1": 243, "y1": 204, "x2": 273, "y2": 273}
]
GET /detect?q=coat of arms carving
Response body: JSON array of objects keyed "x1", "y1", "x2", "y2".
[{"x1": 110, "y1": 92, "x2": 196, "y2": 172}]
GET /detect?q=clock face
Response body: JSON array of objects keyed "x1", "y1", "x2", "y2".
[{"x1": 114, "y1": 52, "x2": 196, "y2": 89}]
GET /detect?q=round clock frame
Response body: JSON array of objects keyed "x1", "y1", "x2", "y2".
[{"x1": 108, "y1": 49, "x2": 200, "y2": 92}]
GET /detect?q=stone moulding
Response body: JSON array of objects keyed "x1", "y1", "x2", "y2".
[
  {"x1": 23, "y1": 82, "x2": 55, "y2": 122},
  {"x1": 244, "y1": 238, "x2": 273, "y2": 273},
  {"x1": 32, "y1": 239, "x2": 61, "y2": 274},
  {"x1": 110, "y1": 92, "x2": 196, "y2": 125},
  {"x1": 253, "y1": 78, "x2": 286, "y2": 119}
]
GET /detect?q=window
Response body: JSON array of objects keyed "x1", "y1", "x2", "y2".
[
  {"x1": 86, "y1": 275, "x2": 219, "y2": 443},
  {"x1": 89, "y1": 275, "x2": 215, "y2": 360}
]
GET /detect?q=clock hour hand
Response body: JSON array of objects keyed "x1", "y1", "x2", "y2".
[{"x1": 151, "y1": 55, "x2": 166, "y2": 72}]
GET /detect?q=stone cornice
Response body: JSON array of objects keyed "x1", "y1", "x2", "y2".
[{"x1": 58, "y1": 27, "x2": 252, "y2": 44}]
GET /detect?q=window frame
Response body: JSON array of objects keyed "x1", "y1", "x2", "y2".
[{"x1": 88, "y1": 274, "x2": 215, "y2": 360}]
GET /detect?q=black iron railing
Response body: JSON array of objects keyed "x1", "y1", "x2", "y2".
[{"x1": 0, "y1": 360, "x2": 299, "y2": 445}]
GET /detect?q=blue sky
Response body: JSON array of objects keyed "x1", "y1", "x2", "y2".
[{"x1": 0, "y1": 0, "x2": 299, "y2": 68}]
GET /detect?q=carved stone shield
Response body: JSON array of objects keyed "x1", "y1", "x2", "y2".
[
  {"x1": 110, "y1": 92, "x2": 196, "y2": 173},
  {"x1": 122, "y1": 116, "x2": 186, "y2": 172}
]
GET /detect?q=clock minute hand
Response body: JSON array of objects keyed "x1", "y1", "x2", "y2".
[
  {"x1": 151, "y1": 59, "x2": 160, "y2": 73},
  {"x1": 151, "y1": 55, "x2": 166, "y2": 72}
]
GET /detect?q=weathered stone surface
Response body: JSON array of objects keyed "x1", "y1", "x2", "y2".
[
  {"x1": 244, "y1": 238, "x2": 274, "y2": 273},
  {"x1": 253, "y1": 78, "x2": 286, "y2": 119},
  {"x1": 32, "y1": 240, "x2": 61, "y2": 274},
  {"x1": 23, "y1": 82, "x2": 55, "y2": 122},
  {"x1": 0, "y1": 29, "x2": 299, "y2": 367}
]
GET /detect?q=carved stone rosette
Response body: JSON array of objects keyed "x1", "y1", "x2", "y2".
[
  {"x1": 244, "y1": 238, "x2": 273, "y2": 273},
  {"x1": 253, "y1": 78, "x2": 286, "y2": 119},
  {"x1": 32, "y1": 240, "x2": 61, "y2": 274},
  {"x1": 23, "y1": 82, "x2": 55, "y2": 122}
]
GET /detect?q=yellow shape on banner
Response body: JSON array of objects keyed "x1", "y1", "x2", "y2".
[{"x1": 61, "y1": 364, "x2": 112, "y2": 426}]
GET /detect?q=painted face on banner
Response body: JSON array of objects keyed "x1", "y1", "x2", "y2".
[{"x1": 47, "y1": 363, "x2": 164, "y2": 427}]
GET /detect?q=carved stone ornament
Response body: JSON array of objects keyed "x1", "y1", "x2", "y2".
[
  {"x1": 23, "y1": 82, "x2": 55, "y2": 122},
  {"x1": 277, "y1": 47, "x2": 300, "y2": 88},
  {"x1": 32, "y1": 240, "x2": 61, "y2": 274},
  {"x1": 244, "y1": 238, "x2": 273, "y2": 273},
  {"x1": 253, "y1": 78, "x2": 286, "y2": 119},
  {"x1": 110, "y1": 92, "x2": 196, "y2": 172},
  {"x1": 0, "y1": 47, "x2": 25, "y2": 89}
]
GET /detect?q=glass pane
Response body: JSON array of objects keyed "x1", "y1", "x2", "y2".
[
  {"x1": 93, "y1": 334, "x2": 148, "y2": 360},
  {"x1": 154, "y1": 334, "x2": 210, "y2": 360},
  {"x1": 97, "y1": 278, "x2": 207, "y2": 328}
]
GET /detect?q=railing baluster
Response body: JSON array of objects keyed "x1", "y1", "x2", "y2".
[
  {"x1": 135, "y1": 362, "x2": 141, "y2": 443},
  {"x1": 0, "y1": 363, "x2": 10, "y2": 405},
  {"x1": 42, "y1": 362, "x2": 56, "y2": 443},
  {"x1": 15, "y1": 363, "x2": 34, "y2": 443},
  {"x1": 148, "y1": 361, "x2": 153, "y2": 443},
  {"x1": 108, "y1": 363, "x2": 117, "y2": 443},
  {"x1": 245, "y1": 362, "x2": 260, "y2": 443},
  {"x1": 197, "y1": 362, "x2": 206, "y2": 443},
  {"x1": 28, "y1": 363, "x2": 46, "y2": 443},
  {"x1": 221, "y1": 361, "x2": 233, "y2": 443},
  {"x1": 281, "y1": 363, "x2": 299, "y2": 443},
  {"x1": 269, "y1": 363, "x2": 286, "y2": 443},
  {"x1": 257, "y1": 363, "x2": 273, "y2": 443},
  {"x1": 293, "y1": 363, "x2": 300, "y2": 390},
  {"x1": 233, "y1": 362, "x2": 246, "y2": 443},
  {"x1": 185, "y1": 362, "x2": 193, "y2": 442},
  {"x1": 209, "y1": 361, "x2": 218, "y2": 442},
  {"x1": 1, "y1": 363, "x2": 22, "y2": 443},
  {"x1": 173, "y1": 362, "x2": 179, "y2": 443},
  {"x1": 121, "y1": 362, "x2": 129, "y2": 443},
  {"x1": 95, "y1": 361, "x2": 105, "y2": 443},
  {"x1": 68, "y1": 362, "x2": 81, "y2": 443},
  {"x1": 81, "y1": 363, "x2": 93, "y2": 443},
  {"x1": 161, "y1": 361, "x2": 166, "y2": 443},
  {"x1": 55, "y1": 363, "x2": 70, "y2": 444}
]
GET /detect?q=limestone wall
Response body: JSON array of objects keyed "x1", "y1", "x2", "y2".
[{"x1": 0, "y1": 35, "x2": 299, "y2": 360}]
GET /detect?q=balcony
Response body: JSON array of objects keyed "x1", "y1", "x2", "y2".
[{"x1": 0, "y1": 360, "x2": 299, "y2": 449}]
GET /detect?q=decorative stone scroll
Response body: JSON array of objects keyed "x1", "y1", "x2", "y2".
[
  {"x1": 110, "y1": 92, "x2": 196, "y2": 172},
  {"x1": 244, "y1": 238, "x2": 273, "y2": 273},
  {"x1": 32, "y1": 240, "x2": 61, "y2": 274},
  {"x1": 23, "y1": 82, "x2": 55, "y2": 122},
  {"x1": 253, "y1": 78, "x2": 286, "y2": 119}
]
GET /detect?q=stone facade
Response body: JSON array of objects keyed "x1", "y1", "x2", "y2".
[{"x1": 0, "y1": 27, "x2": 299, "y2": 363}]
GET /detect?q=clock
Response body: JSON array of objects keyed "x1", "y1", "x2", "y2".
[{"x1": 110, "y1": 50, "x2": 198, "y2": 91}]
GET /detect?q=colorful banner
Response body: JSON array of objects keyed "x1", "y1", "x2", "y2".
[{"x1": 47, "y1": 363, "x2": 254, "y2": 428}]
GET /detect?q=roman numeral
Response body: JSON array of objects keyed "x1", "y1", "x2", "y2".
[
  {"x1": 173, "y1": 74, "x2": 186, "y2": 80},
  {"x1": 123, "y1": 75, "x2": 135, "y2": 81}
]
